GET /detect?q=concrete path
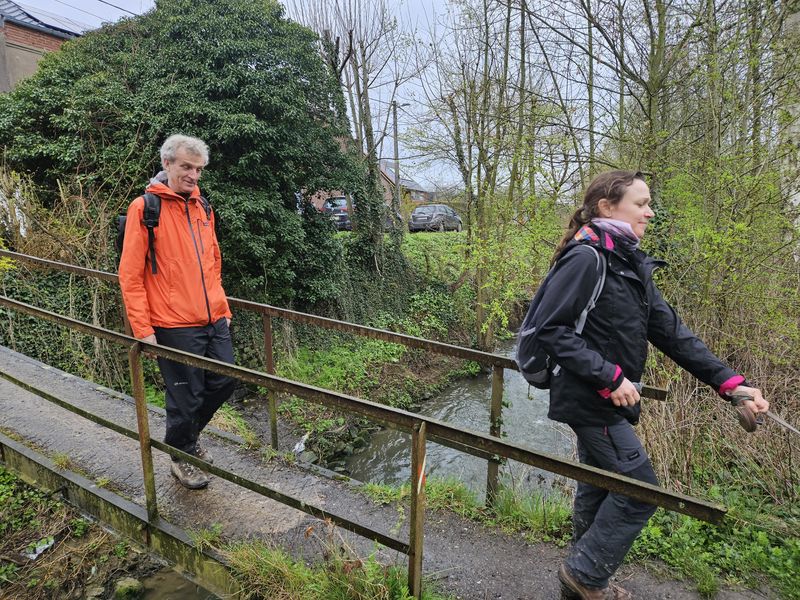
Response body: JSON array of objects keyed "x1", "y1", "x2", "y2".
[{"x1": 0, "y1": 345, "x2": 771, "y2": 599}]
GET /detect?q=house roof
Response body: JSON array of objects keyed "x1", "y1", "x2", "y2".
[
  {"x1": 0, "y1": 0, "x2": 82, "y2": 38},
  {"x1": 380, "y1": 161, "x2": 429, "y2": 193}
]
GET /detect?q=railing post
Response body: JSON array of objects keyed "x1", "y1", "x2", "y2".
[
  {"x1": 262, "y1": 314, "x2": 279, "y2": 450},
  {"x1": 128, "y1": 342, "x2": 158, "y2": 523},
  {"x1": 408, "y1": 421, "x2": 427, "y2": 598},
  {"x1": 486, "y1": 365, "x2": 504, "y2": 507}
]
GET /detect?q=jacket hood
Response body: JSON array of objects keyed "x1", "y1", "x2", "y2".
[{"x1": 145, "y1": 170, "x2": 202, "y2": 201}]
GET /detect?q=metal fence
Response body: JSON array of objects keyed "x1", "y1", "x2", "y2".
[{"x1": 0, "y1": 250, "x2": 720, "y2": 598}]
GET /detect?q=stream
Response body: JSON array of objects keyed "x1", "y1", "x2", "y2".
[{"x1": 345, "y1": 338, "x2": 576, "y2": 499}]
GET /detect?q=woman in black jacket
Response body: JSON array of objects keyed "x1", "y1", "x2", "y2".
[{"x1": 540, "y1": 171, "x2": 768, "y2": 599}]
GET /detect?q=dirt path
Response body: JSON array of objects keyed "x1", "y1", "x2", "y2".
[{"x1": 0, "y1": 345, "x2": 772, "y2": 599}]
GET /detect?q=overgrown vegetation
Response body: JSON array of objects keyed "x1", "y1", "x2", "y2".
[
  {"x1": 362, "y1": 478, "x2": 573, "y2": 545},
  {"x1": 361, "y1": 476, "x2": 799, "y2": 597},
  {"x1": 632, "y1": 486, "x2": 800, "y2": 599},
  {"x1": 0, "y1": 466, "x2": 158, "y2": 599},
  {"x1": 223, "y1": 532, "x2": 450, "y2": 600}
]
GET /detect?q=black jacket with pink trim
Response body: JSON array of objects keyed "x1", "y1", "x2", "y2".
[{"x1": 539, "y1": 225, "x2": 739, "y2": 426}]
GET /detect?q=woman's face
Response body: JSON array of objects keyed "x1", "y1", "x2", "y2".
[{"x1": 603, "y1": 179, "x2": 654, "y2": 239}]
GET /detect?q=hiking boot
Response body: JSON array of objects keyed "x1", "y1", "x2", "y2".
[
  {"x1": 170, "y1": 460, "x2": 209, "y2": 489},
  {"x1": 195, "y1": 443, "x2": 213, "y2": 464},
  {"x1": 609, "y1": 583, "x2": 632, "y2": 600},
  {"x1": 558, "y1": 564, "x2": 617, "y2": 599}
]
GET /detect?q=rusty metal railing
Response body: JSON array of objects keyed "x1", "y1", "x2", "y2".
[
  {"x1": 0, "y1": 249, "x2": 667, "y2": 503},
  {"x1": 0, "y1": 293, "x2": 726, "y2": 598}
]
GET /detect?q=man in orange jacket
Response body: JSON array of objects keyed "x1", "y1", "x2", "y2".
[{"x1": 119, "y1": 134, "x2": 234, "y2": 490}]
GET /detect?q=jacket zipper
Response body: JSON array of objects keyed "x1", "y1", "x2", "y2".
[{"x1": 184, "y1": 200, "x2": 212, "y2": 324}]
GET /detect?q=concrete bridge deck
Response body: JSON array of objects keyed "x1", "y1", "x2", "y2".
[{"x1": 0, "y1": 345, "x2": 767, "y2": 599}]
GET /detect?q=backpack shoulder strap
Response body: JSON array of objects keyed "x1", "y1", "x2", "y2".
[
  {"x1": 141, "y1": 192, "x2": 161, "y2": 275},
  {"x1": 573, "y1": 245, "x2": 606, "y2": 334},
  {"x1": 198, "y1": 195, "x2": 212, "y2": 220}
]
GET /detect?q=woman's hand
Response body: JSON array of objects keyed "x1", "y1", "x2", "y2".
[
  {"x1": 609, "y1": 378, "x2": 641, "y2": 407},
  {"x1": 731, "y1": 385, "x2": 769, "y2": 413}
]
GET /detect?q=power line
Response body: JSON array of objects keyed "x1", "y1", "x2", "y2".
[
  {"x1": 34, "y1": 0, "x2": 105, "y2": 21},
  {"x1": 19, "y1": 1, "x2": 98, "y2": 28},
  {"x1": 96, "y1": 0, "x2": 138, "y2": 16}
]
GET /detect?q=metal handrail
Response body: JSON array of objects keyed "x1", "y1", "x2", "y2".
[
  {"x1": 0, "y1": 249, "x2": 668, "y2": 398},
  {"x1": 0, "y1": 292, "x2": 725, "y2": 599},
  {"x1": 0, "y1": 294, "x2": 725, "y2": 522}
]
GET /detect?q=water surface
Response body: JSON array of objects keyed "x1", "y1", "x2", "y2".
[{"x1": 345, "y1": 339, "x2": 576, "y2": 498}]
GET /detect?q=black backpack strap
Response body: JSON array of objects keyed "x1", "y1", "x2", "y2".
[
  {"x1": 141, "y1": 192, "x2": 161, "y2": 275},
  {"x1": 198, "y1": 195, "x2": 212, "y2": 220}
]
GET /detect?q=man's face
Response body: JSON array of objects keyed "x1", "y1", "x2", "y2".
[{"x1": 163, "y1": 147, "x2": 205, "y2": 195}]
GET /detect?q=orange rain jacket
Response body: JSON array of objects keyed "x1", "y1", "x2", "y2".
[{"x1": 118, "y1": 177, "x2": 232, "y2": 339}]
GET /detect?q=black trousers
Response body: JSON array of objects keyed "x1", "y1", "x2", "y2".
[
  {"x1": 566, "y1": 421, "x2": 659, "y2": 588},
  {"x1": 154, "y1": 318, "x2": 235, "y2": 458}
]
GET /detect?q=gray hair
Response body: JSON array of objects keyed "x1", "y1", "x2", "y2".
[{"x1": 160, "y1": 134, "x2": 209, "y2": 166}]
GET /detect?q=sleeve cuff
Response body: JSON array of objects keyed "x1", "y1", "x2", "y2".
[
  {"x1": 597, "y1": 365, "x2": 623, "y2": 399},
  {"x1": 132, "y1": 326, "x2": 155, "y2": 339},
  {"x1": 718, "y1": 374, "x2": 745, "y2": 398}
]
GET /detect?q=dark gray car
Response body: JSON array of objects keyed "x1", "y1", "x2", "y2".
[{"x1": 409, "y1": 204, "x2": 462, "y2": 232}]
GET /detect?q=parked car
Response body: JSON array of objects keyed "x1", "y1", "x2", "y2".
[
  {"x1": 321, "y1": 196, "x2": 352, "y2": 231},
  {"x1": 322, "y1": 197, "x2": 403, "y2": 232},
  {"x1": 408, "y1": 204, "x2": 462, "y2": 232}
]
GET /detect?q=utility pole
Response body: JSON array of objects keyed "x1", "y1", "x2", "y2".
[{"x1": 392, "y1": 100, "x2": 401, "y2": 226}]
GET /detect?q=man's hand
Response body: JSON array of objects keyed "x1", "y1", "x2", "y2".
[
  {"x1": 138, "y1": 334, "x2": 157, "y2": 359},
  {"x1": 225, "y1": 317, "x2": 231, "y2": 327},
  {"x1": 731, "y1": 385, "x2": 769, "y2": 414},
  {"x1": 609, "y1": 377, "x2": 641, "y2": 407}
]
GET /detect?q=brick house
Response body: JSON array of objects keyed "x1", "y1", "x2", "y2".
[{"x1": 0, "y1": 0, "x2": 78, "y2": 92}]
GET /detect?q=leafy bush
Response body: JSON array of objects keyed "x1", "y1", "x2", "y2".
[{"x1": 0, "y1": 0, "x2": 360, "y2": 308}]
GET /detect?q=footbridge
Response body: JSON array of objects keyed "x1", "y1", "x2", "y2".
[{"x1": 0, "y1": 249, "x2": 735, "y2": 600}]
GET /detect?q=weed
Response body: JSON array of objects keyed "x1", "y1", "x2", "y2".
[
  {"x1": 223, "y1": 533, "x2": 450, "y2": 599},
  {"x1": 144, "y1": 383, "x2": 165, "y2": 408},
  {"x1": 490, "y1": 487, "x2": 572, "y2": 543},
  {"x1": 360, "y1": 478, "x2": 571, "y2": 545},
  {"x1": 189, "y1": 523, "x2": 224, "y2": 552},
  {"x1": 70, "y1": 518, "x2": 90, "y2": 538},
  {"x1": 95, "y1": 477, "x2": 110, "y2": 488},
  {"x1": 363, "y1": 482, "x2": 409, "y2": 505},
  {"x1": 211, "y1": 404, "x2": 260, "y2": 448},
  {"x1": 112, "y1": 541, "x2": 128, "y2": 559},
  {"x1": 0, "y1": 562, "x2": 19, "y2": 584},
  {"x1": 631, "y1": 492, "x2": 800, "y2": 599},
  {"x1": 260, "y1": 445, "x2": 278, "y2": 463},
  {"x1": 52, "y1": 452, "x2": 71, "y2": 470}
]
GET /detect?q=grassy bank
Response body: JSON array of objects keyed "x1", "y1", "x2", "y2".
[
  {"x1": 270, "y1": 334, "x2": 480, "y2": 468},
  {"x1": 0, "y1": 466, "x2": 159, "y2": 599},
  {"x1": 223, "y1": 538, "x2": 449, "y2": 600},
  {"x1": 0, "y1": 465, "x2": 451, "y2": 599}
]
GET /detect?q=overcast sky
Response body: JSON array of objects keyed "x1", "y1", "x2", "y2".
[{"x1": 14, "y1": 0, "x2": 452, "y2": 188}]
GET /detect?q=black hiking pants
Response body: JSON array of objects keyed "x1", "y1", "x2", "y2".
[
  {"x1": 154, "y1": 318, "x2": 235, "y2": 458},
  {"x1": 566, "y1": 421, "x2": 658, "y2": 589}
]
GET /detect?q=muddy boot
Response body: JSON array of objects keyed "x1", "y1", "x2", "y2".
[
  {"x1": 609, "y1": 583, "x2": 632, "y2": 600},
  {"x1": 558, "y1": 564, "x2": 615, "y2": 599},
  {"x1": 170, "y1": 460, "x2": 209, "y2": 489},
  {"x1": 195, "y1": 443, "x2": 214, "y2": 464}
]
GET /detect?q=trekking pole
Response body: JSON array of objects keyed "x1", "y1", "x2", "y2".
[{"x1": 729, "y1": 394, "x2": 800, "y2": 437}]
